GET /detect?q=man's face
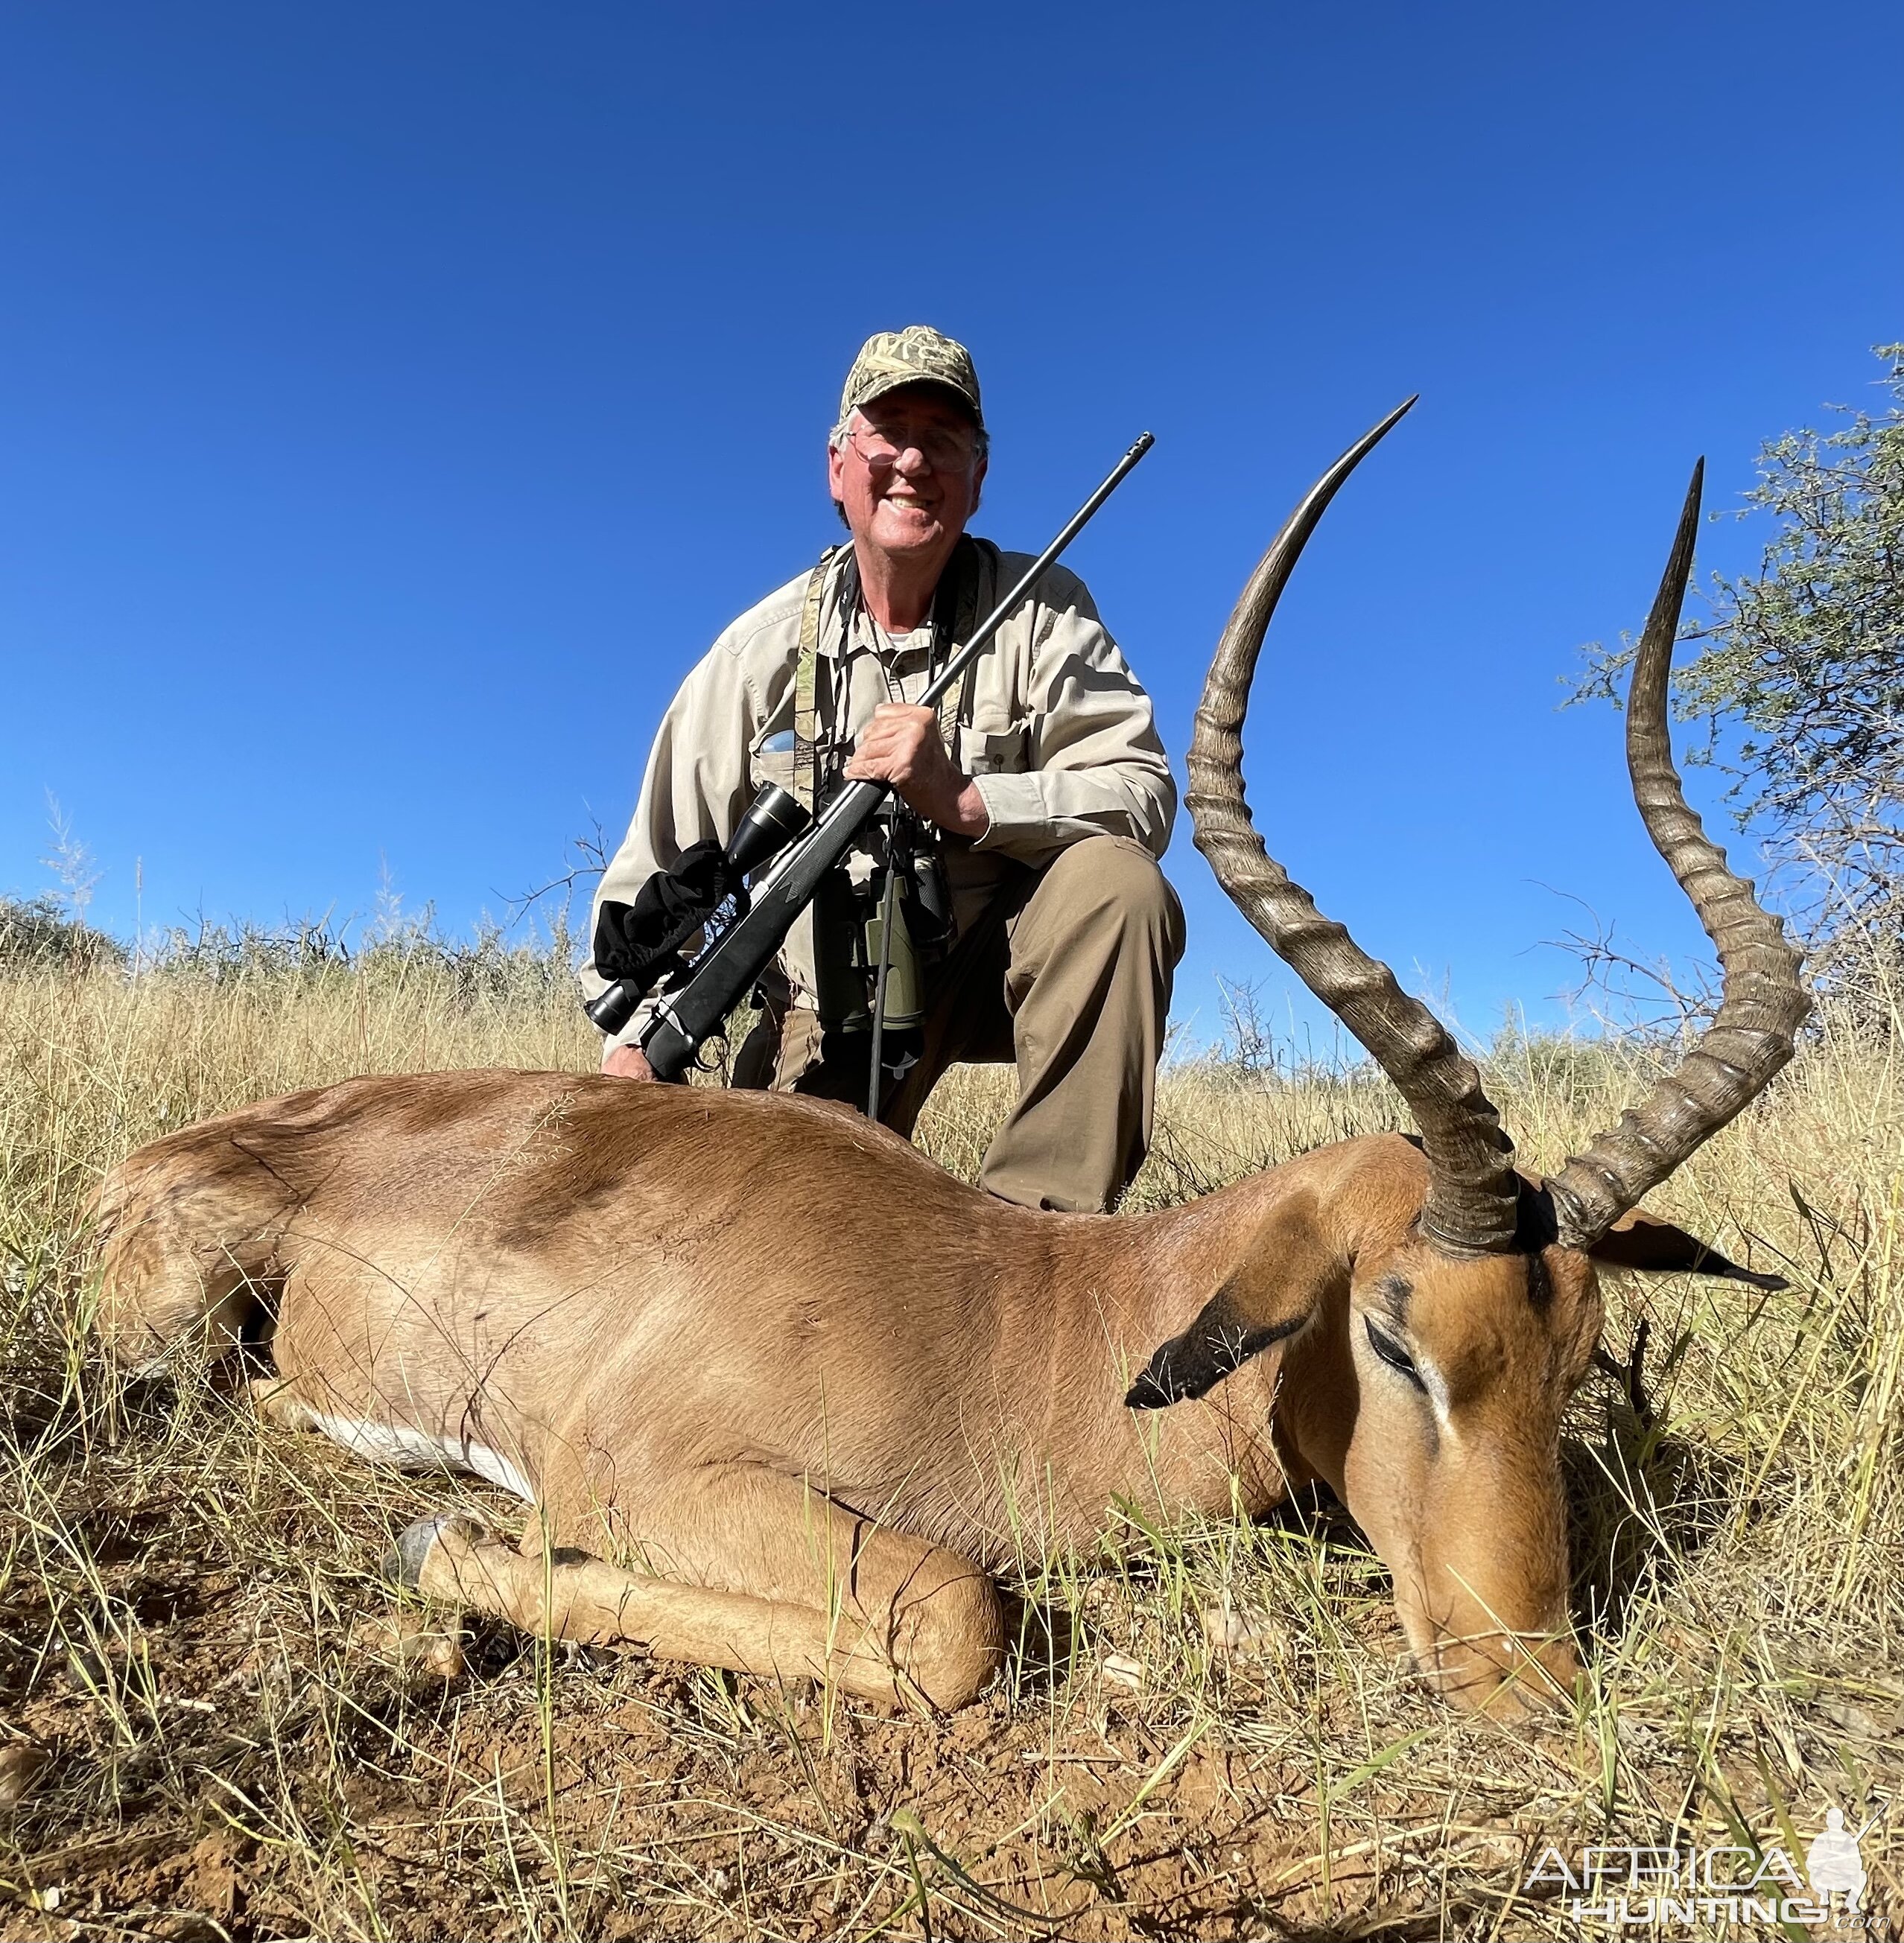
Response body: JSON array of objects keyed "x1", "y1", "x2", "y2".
[{"x1": 827, "y1": 382, "x2": 986, "y2": 565}]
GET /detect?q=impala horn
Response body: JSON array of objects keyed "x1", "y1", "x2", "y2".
[
  {"x1": 1541, "y1": 462, "x2": 1810, "y2": 1248},
  {"x1": 1187, "y1": 399, "x2": 1523, "y2": 1258}
]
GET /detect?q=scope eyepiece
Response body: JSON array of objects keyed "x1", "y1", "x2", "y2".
[{"x1": 585, "y1": 980, "x2": 640, "y2": 1037}]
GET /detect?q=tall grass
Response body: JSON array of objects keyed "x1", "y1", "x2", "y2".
[{"x1": 0, "y1": 934, "x2": 1897, "y2": 1938}]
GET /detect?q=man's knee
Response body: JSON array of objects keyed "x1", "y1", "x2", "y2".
[{"x1": 1035, "y1": 837, "x2": 1184, "y2": 956}]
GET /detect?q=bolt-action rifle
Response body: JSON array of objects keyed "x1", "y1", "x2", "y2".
[{"x1": 585, "y1": 432, "x2": 1155, "y2": 1081}]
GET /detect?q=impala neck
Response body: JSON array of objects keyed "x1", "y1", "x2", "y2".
[{"x1": 1047, "y1": 1162, "x2": 1336, "y2": 1369}]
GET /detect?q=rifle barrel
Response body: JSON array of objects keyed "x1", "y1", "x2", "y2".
[{"x1": 917, "y1": 432, "x2": 1154, "y2": 710}]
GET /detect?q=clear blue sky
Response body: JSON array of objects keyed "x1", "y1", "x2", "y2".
[{"x1": 2, "y1": 4, "x2": 1898, "y2": 1049}]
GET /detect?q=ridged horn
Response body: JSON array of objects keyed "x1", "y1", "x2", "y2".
[
  {"x1": 1188, "y1": 400, "x2": 1522, "y2": 1257},
  {"x1": 1543, "y1": 462, "x2": 1811, "y2": 1250}
]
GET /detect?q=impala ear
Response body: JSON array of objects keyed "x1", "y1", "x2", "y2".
[
  {"x1": 1126, "y1": 1191, "x2": 1333, "y2": 1409},
  {"x1": 1588, "y1": 1205, "x2": 1789, "y2": 1291},
  {"x1": 1125, "y1": 1291, "x2": 1307, "y2": 1409}
]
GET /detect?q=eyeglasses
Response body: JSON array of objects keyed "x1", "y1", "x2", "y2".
[{"x1": 843, "y1": 419, "x2": 980, "y2": 473}]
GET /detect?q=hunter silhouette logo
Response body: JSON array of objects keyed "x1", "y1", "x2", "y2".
[
  {"x1": 1805, "y1": 1807, "x2": 1870, "y2": 1921},
  {"x1": 1523, "y1": 1807, "x2": 1879, "y2": 1930}
]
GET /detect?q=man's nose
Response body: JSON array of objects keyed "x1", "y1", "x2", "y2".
[{"x1": 889, "y1": 445, "x2": 932, "y2": 480}]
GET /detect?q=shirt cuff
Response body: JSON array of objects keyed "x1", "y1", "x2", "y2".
[
  {"x1": 608, "y1": 999, "x2": 661, "y2": 1055},
  {"x1": 968, "y1": 773, "x2": 1056, "y2": 858}
]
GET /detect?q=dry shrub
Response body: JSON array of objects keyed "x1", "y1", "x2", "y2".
[{"x1": 0, "y1": 941, "x2": 1897, "y2": 1938}]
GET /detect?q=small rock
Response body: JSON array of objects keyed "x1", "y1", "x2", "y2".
[
  {"x1": 419, "y1": 1632, "x2": 465, "y2": 1681},
  {"x1": 0, "y1": 1740, "x2": 45, "y2": 1810},
  {"x1": 352, "y1": 1612, "x2": 466, "y2": 1684},
  {"x1": 1100, "y1": 1652, "x2": 1145, "y2": 1691},
  {"x1": 1203, "y1": 1603, "x2": 1277, "y2": 1655}
]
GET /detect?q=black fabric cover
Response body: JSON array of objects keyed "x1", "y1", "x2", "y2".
[{"x1": 591, "y1": 839, "x2": 745, "y2": 999}]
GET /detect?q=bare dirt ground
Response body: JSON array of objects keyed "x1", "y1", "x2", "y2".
[{"x1": 1, "y1": 961, "x2": 1898, "y2": 1939}]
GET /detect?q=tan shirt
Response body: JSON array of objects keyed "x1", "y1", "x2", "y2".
[{"x1": 582, "y1": 541, "x2": 1176, "y2": 1047}]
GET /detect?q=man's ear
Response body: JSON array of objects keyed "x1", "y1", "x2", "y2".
[
  {"x1": 1590, "y1": 1205, "x2": 1788, "y2": 1290},
  {"x1": 1126, "y1": 1190, "x2": 1338, "y2": 1410}
]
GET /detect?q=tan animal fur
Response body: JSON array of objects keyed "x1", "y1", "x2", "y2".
[{"x1": 94, "y1": 1075, "x2": 1720, "y2": 1708}]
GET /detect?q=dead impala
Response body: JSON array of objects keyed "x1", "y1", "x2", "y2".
[{"x1": 92, "y1": 405, "x2": 1806, "y2": 1714}]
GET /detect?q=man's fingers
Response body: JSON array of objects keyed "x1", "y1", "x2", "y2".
[
  {"x1": 854, "y1": 729, "x2": 928, "y2": 757},
  {"x1": 845, "y1": 752, "x2": 915, "y2": 784},
  {"x1": 864, "y1": 703, "x2": 934, "y2": 731},
  {"x1": 855, "y1": 706, "x2": 934, "y2": 751},
  {"x1": 844, "y1": 705, "x2": 962, "y2": 821},
  {"x1": 848, "y1": 728, "x2": 931, "y2": 773}
]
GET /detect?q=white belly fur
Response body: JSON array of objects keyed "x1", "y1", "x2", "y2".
[{"x1": 304, "y1": 1408, "x2": 536, "y2": 1503}]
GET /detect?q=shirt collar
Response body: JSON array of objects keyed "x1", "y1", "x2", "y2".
[{"x1": 816, "y1": 547, "x2": 948, "y2": 662}]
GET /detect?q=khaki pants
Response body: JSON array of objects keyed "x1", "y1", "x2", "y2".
[{"x1": 732, "y1": 836, "x2": 1184, "y2": 1213}]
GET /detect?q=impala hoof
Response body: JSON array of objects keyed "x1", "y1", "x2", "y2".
[{"x1": 382, "y1": 1513, "x2": 486, "y2": 1590}]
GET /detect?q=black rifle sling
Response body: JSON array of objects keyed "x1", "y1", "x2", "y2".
[{"x1": 934, "y1": 537, "x2": 986, "y2": 755}]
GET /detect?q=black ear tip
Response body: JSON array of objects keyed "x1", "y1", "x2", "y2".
[
  {"x1": 1698, "y1": 1253, "x2": 1789, "y2": 1291},
  {"x1": 1125, "y1": 1376, "x2": 1168, "y2": 1411}
]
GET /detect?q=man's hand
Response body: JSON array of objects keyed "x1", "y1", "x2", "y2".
[
  {"x1": 844, "y1": 704, "x2": 990, "y2": 837},
  {"x1": 602, "y1": 1044, "x2": 656, "y2": 1081}
]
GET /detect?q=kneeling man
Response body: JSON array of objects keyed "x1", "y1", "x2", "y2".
[{"x1": 583, "y1": 326, "x2": 1181, "y2": 1213}]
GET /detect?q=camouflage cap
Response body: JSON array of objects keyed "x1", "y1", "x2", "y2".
[{"x1": 839, "y1": 325, "x2": 984, "y2": 432}]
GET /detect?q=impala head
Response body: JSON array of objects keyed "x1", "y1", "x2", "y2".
[{"x1": 1156, "y1": 402, "x2": 1809, "y2": 1711}]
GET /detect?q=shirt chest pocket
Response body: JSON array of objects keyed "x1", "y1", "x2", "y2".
[
  {"x1": 959, "y1": 719, "x2": 1031, "y2": 776},
  {"x1": 749, "y1": 728, "x2": 802, "y2": 798}
]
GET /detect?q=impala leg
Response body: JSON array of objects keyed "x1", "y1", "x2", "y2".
[{"x1": 388, "y1": 1468, "x2": 1006, "y2": 1711}]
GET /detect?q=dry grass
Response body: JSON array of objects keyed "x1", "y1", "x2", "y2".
[{"x1": 0, "y1": 952, "x2": 1898, "y2": 1939}]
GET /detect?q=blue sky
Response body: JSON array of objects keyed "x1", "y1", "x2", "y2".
[{"x1": 2, "y1": 3, "x2": 1898, "y2": 1049}]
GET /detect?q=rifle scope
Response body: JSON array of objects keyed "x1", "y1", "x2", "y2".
[{"x1": 583, "y1": 781, "x2": 811, "y2": 1037}]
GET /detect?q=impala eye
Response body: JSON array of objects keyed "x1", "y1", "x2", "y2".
[{"x1": 1365, "y1": 1316, "x2": 1427, "y2": 1391}]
